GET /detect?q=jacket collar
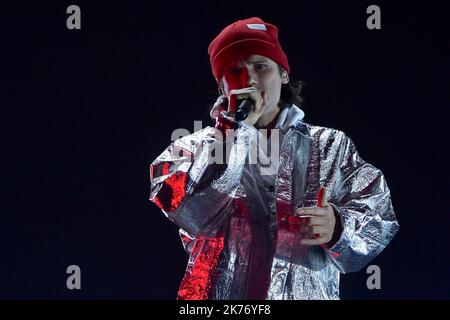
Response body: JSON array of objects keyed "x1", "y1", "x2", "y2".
[
  {"x1": 275, "y1": 104, "x2": 305, "y2": 130},
  {"x1": 274, "y1": 104, "x2": 311, "y2": 136}
]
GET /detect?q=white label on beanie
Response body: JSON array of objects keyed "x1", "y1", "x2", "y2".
[{"x1": 246, "y1": 23, "x2": 266, "y2": 31}]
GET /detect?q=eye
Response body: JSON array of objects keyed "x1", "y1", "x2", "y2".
[
  {"x1": 254, "y1": 64, "x2": 267, "y2": 71},
  {"x1": 232, "y1": 69, "x2": 241, "y2": 75},
  {"x1": 228, "y1": 67, "x2": 242, "y2": 75}
]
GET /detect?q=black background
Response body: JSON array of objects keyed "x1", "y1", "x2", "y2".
[{"x1": 2, "y1": 1, "x2": 449, "y2": 299}]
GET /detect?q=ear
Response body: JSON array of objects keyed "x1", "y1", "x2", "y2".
[{"x1": 281, "y1": 70, "x2": 289, "y2": 84}]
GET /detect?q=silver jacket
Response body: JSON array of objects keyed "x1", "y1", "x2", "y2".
[{"x1": 149, "y1": 105, "x2": 399, "y2": 300}]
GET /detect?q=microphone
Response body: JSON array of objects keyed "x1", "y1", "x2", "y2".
[{"x1": 235, "y1": 99, "x2": 253, "y2": 121}]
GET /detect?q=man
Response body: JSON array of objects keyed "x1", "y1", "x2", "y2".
[{"x1": 149, "y1": 17, "x2": 399, "y2": 300}]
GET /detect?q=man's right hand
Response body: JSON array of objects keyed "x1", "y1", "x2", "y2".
[{"x1": 228, "y1": 87, "x2": 268, "y2": 127}]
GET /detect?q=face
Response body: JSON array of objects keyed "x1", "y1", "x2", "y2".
[{"x1": 220, "y1": 55, "x2": 289, "y2": 117}]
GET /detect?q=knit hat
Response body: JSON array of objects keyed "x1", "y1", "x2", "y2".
[{"x1": 208, "y1": 17, "x2": 290, "y2": 81}]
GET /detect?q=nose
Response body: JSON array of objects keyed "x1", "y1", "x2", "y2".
[{"x1": 245, "y1": 65, "x2": 258, "y2": 87}]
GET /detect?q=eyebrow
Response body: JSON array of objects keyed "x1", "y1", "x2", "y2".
[{"x1": 249, "y1": 59, "x2": 268, "y2": 64}]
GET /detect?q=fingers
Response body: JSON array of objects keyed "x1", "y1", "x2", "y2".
[
  {"x1": 300, "y1": 226, "x2": 331, "y2": 245},
  {"x1": 213, "y1": 95, "x2": 227, "y2": 108},
  {"x1": 317, "y1": 187, "x2": 329, "y2": 208},
  {"x1": 292, "y1": 216, "x2": 326, "y2": 226},
  {"x1": 301, "y1": 236, "x2": 329, "y2": 246},
  {"x1": 230, "y1": 87, "x2": 264, "y2": 113},
  {"x1": 309, "y1": 216, "x2": 328, "y2": 226},
  {"x1": 293, "y1": 202, "x2": 335, "y2": 246},
  {"x1": 210, "y1": 95, "x2": 228, "y2": 119},
  {"x1": 262, "y1": 91, "x2": 268, "y2": 105},
  {"x1": 248, "y1": 90, "x2": 264, "y2": 113},
  {"x1": 237, "y1": 93, "x2": 262, "y2": 113},
  {"x1": 296, "y1": 206, "x2": 327, "y2": 217},
  {"x1": 311, "y1": 225, "x2": 328, "y2": 235}
]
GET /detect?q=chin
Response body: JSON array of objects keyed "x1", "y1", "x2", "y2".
[{"x1": 264, "y1": 104, "x2": 276, "y2": 114}]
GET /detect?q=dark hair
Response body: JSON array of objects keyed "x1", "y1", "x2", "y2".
[{"x1": 277, "y1": 65, "x2": 305, "y2": 110}]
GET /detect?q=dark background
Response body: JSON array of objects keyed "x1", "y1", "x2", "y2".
[{"x1": 2, "y1": 1, "x2": 449, "y2": 299}]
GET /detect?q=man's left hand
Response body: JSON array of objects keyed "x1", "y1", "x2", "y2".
[{"x1": 296, "y1": 187, "x2": 338, "y2": 246}]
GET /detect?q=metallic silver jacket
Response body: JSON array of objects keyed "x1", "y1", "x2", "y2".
[{"x1": 149, "y1": 105, "x2": 399, "y2": 300}]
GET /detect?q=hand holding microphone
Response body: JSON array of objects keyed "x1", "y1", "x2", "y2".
[
  {"x1": 228, "y1": 87, "x2": 267, "y2": 126},
  {"x1": 235, "y1": 99, "x2": 253, "y2": 121}
]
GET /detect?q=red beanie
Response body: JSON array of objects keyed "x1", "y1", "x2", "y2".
[{"x1": 208, "y1": 17, "x2": 290, "y2": 81}]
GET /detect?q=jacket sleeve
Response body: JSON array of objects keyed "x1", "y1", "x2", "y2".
[
  {"x1": 149, "y1": 119, "x2": 257, "y2": 238},
  {"x1": 326, "y1": 132, "x2": 400, "y2": 273}
]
